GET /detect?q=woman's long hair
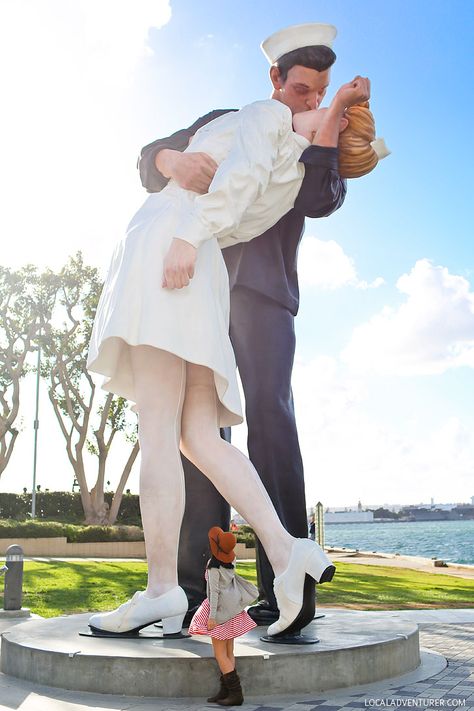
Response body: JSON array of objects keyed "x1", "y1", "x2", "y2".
[{"x1": 207, "y1": 554, "x2": 234, "y2": 569}]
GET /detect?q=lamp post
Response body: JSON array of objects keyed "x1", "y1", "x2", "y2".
[
  {"x1": 315, "y1": 500, "x2": 325, "y2": 548},
  {"x1": 31, "y1": 332, "x2": 41, "y2": 518}
]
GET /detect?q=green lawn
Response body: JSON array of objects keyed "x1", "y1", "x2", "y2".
[
  {"x1": 313, "y1": 562, "x2": 474, "y2": 610},
  {"x1": 1, "y1": 560, "x2": 472, "y2": 618}
]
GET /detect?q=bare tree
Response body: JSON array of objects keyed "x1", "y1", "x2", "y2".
[
  {"x1": 40, "y1": 253, "x2": 139, "y2": 524},
  {"x1": 0, "y1": 265, "x2": 49, "y2": 479},
  {"x1": 86, "y1": 394, "x2": 139, "y2": 524}
]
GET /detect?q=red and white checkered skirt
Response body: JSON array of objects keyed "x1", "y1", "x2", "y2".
[{"x1": 188, "y1": 598, "x2": 257, "y2": 640}]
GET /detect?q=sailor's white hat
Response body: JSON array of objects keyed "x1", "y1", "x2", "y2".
[{"x1": 261, "y1": 23, "x2": 337, "y2": 64}]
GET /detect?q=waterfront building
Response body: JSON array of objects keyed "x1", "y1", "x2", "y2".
[
  {"x1": 400, "y1": 505, "x2": 474, "y2": 521},
  {"x1": 325, "y1": 510, "x2": 374, "y2": 524}
]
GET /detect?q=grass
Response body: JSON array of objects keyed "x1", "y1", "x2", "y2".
[
  {"x1": 1, "y1": 560, "x2": 472, "y2": 618},
  {"x1": 313, "y1": 562, "x2": 474, "y2": 610}
]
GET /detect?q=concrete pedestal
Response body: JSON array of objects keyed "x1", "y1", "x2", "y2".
[
  {"x1": 0, "y1": 608, "x2": 30, "y2": 619},
  {"x1": 0, "y1": 609, "x2": 420, "y2": 697}
]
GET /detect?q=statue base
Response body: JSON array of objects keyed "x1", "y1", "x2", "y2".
[
  {"x1": 260, "y1": 632, "x2": 319, "y2": 644},
  {"x1": 81, "y1": 629, "x2": 190, "y2": 640},
  {"x1": 0, "y1": 609, "x2": 420, "y2": 697}
]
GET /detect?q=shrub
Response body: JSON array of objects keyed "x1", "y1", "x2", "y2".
[
  {"x1": 0, "y1": 519, "x2": 144, "y2": 542},
  {"x1": 235, "y1": 525, "x2": 256, "y2": 548}
]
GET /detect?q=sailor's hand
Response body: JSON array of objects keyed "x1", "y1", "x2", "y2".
[
  {"x1": 162, "y1": 238, "x2": 197, "y2": 289},
  {"x1": 156, "y1": 149, "x2": 218, "y2": 194},
  {"x1": 207, "y1": 617, "x2": 218, "y2": 630}
]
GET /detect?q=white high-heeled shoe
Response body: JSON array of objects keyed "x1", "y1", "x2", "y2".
[
  {"x1": 267, "y1": 538, "x2": 335, "y2": 638},
  {"x1": 88, "y1": 585, "x2": 188, "y2": 635}
]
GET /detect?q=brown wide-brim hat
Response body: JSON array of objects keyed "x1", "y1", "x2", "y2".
[{"x1": 208, "y1": 526, "x2": 237, "y2": 564}]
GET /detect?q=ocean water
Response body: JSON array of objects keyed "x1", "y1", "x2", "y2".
[{"x1": 323, "y1": 519, "x2": 474, "y2": 565}]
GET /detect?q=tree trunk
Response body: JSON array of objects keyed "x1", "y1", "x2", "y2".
[
  {"x1": 108, "y1": 441, "x2": 140, "y2": 525},
  {"x1": 0, "y1": 426, "x2": 18, "y2": 477}
]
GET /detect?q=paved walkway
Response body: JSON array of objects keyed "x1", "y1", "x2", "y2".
[{"x1": 1, "y1": 610, "x2": 473, "y2": 710}]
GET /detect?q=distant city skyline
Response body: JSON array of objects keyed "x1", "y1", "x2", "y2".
[{"x1": 320, "y1": 497, "x2": 474, "y2": 513}]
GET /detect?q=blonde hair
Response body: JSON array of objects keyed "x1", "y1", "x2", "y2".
[{"x1": 338, "y1": 101, "x2": 385, "y2": 179}]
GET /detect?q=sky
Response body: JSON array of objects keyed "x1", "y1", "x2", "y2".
[{"x1": 0, "y1": 0, "x2": 473, "y2": 509}]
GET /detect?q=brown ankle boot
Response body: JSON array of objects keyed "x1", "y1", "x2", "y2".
[
  {"x1": 216, "y1": 670, "x2": 243, "y2": 706},
  {"x1": 207, "y1": 673, "x2": 227, "y2": 703}
]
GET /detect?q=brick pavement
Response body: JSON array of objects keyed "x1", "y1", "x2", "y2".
[{"x1": 260, "y1": 623, "x2": 474, "y2": 711}]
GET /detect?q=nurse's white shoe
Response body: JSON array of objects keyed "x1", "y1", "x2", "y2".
[
  {"x1": 88, "y1": 586, "x2": 188, "y2": 635},
  {"x1": 267, "y1": 538, "x2": 335, "y2": 638}
]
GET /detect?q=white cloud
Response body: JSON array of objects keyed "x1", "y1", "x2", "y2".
[
  {"x1": 298, "y1": 236, "x2": 384, "y2": 290},
  {"x1": 291, "y1": 355, "x2": 365, "y2": 431},
  {"x1": 342, "y1": 259, "x2": 474, "y2": 375},
  {"x1": 290, "y1": 358, "x2": 474, "y2": 508},
  {"x1": 0, "y1": 1, "x2": 171, "y2": 92},
  {"x1": 231, "y1": 351, "x2": 474, "y2": 508},
  {"x1": 81, "y1": 0, "x2": 172, "y2": 86},
  {"x1": 0, "y1": 0, "x2": 172, "y2": 272}
]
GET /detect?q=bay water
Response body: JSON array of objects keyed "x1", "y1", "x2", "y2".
[{"x1": 323, "y1": 519, "x2": 474, "y2": 565}]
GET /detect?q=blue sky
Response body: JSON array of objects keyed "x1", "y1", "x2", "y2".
[{"x1": 1, "y1": 0, "x2": 473, "y2": 508}]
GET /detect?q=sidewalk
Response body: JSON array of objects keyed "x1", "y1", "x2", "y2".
[{"x1": 1, "y1": 610, "x2": 473, "y2": 711}]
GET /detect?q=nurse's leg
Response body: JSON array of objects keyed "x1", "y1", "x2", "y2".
[
  {"x1": 180, "y1": 363, "x2": 335, "y2": 638},
  {"x1": 180, "y1": 363, "x2": 293, "y2": 577},
  {"x1": 88, "y1": 345, "x2": 188, "y2": 634},
  {"x1": 130, "y1": 345, "x2": 186, "y2": 596}
]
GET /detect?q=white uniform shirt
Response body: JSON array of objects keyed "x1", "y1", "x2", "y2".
[{"x1": 163, "y1": 99, "x2": 311, "y2": 250}]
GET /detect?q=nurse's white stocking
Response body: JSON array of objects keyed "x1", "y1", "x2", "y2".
[
  {"x1": 180, "y1": 362, "x2": 293, "y2": 578},
  {"x1": 130, "y1": 345, "x2": 186, "y2": 598}
]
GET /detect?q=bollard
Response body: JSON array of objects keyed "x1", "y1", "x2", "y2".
[{"x1": 3, "y1": 544, "x2": 24, "y2": 611}]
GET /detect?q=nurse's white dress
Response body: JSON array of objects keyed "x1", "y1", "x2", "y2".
[{"x1": 87, "y1": 99, "x2": 310, "y2": 426}]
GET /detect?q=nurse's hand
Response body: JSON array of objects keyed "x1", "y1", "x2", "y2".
[
  {"x1": 333, "y1": 76, "x2": 371, "y2": 111},
  {"x1": 162, "y1": 238, "x2": 197, "y2": 289}
]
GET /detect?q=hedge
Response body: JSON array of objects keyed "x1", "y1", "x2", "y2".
[
  {"x1": 0, "y1": 491, "x2": 141, "y2": 525},
  {"x1": 0, "y1": 519, "x2": 257, "y2": 546},
  {"x1": 236, "y1": 525, "x2": 256, "y2": 548},
  {"x1": 0, "y1": 493, "x2": 256, "y2": 545},
  {"x1": 0, "y1": 519, "x2": 144, "y2": 542}
]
